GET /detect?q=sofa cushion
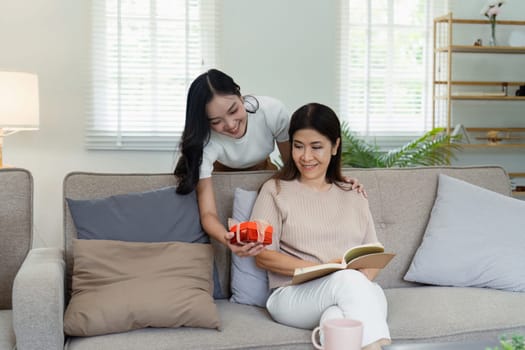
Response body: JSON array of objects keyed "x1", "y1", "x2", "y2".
[
  {"x1": 64, "y1": 239, "x2": 220, "y2": 336},
  {"x1": 404, "y1": 174, "x2": 525, "y2": 291},
  {"x1": 229, "y1": 188, "x2": 271, "y2": 307},
  {"x1": 385, "y1": 287, "x2": 525, "y2": 341},
  {"x1": 0, "y1": 310, "x2": 15, "y2": 350},
  {"x1": 65, "y1": 300, "x2": 312, "y2": 350},
  {"x1": 66, "y1": 186, "x2": 207, "y2": 243}
]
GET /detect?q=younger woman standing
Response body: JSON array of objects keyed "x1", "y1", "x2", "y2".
[{"x1": 174, "y1": 69, "x2": 364, "y2": 257}]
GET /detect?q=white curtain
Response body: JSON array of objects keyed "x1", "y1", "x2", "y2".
[
  {"x1": 338, "y1": 0, "x2": 448, "y2": 144},
  {"x1": 87, "y1": 0, "x2": 220, "y2": 150}
]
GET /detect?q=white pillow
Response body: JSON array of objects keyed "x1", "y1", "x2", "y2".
[
  {"x1": 404, "y1": 174, "x2": 525, "y2": 292},
  {"x1": 229, "y1": 188, "x2": 270, "y2": 307}
]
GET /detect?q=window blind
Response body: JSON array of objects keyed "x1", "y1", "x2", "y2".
[
  {"x1": 87, "y1": 0, "x2": 220, "y2": 150},
  {"x1": 338, "y1": 0, "x2": 448, "y2": 142}
]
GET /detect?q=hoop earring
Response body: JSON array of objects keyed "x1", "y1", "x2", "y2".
[{"x1": 243, "y1": 95, "x2": 259, "y2": 113}]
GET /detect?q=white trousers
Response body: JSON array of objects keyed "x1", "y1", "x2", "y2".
[{"x1": 266, "y1": 269, "x2": 390, "y2": 347}]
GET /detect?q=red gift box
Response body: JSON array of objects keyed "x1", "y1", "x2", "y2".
[{"x1": 229, "y1": 220, "x2": 273, "y2": 245}]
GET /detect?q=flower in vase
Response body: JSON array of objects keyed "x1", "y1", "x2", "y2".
[
  {"x1": 480, "y1": 0, "x2": 505, "y2": 21},
  {"x1": 480, "y1": 0, "x2": 505, "y2": 46}
]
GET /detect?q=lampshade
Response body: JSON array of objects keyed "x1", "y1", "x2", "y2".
[
  {"x1": 0, "y1": 71, "x2": 40, "y2": 168},
  {"x1": 0, "y1": 71, "x2": 39, "y2": 130}
]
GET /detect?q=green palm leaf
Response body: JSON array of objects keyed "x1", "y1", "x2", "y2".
[
  {"x1": 341, "y1": 122, "x2": 384, "y2": 168},
  {"x1": 341, "y1": 123, "x2": 462, "y2": 168}
]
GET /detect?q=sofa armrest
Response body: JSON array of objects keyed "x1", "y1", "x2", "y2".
[{"x1": 12, "y1": 247, "x2": 65, "y2": 350}]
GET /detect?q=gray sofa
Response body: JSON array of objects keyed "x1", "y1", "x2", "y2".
[
  {"x1": 11, "y1": 166, "x2": 525, "y2": 349},
  {"x1": 0, "y1": 168, "x2": 32, "y2": 350}
]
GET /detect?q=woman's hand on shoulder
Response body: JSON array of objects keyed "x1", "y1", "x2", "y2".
[
  {"x1": 225, "y1": 231, "x2": 266, "y2": 257},
  {"x1": 343, "y1": 176, "x2": 367, "y2": 198}
]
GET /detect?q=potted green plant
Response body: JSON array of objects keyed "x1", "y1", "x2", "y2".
[
  {"x1": 341, "y1": 123, "x2": 462, "y2": 168},
  {"x1": 487, "y1": 334, "x2": 525, "y2": 350}
]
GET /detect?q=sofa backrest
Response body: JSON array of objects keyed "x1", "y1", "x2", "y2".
[
  {"x1": 212, "y1": 166, "x2": 511, "y2": 289},
  {"x1": 62, "y1": 171, "x2": 273, "y2": 299},
  {"x1": 338, "y1": 166, "x2": 509, "y2": 288},
  {"x1": 63, "y1": 172, "x2": 178, "y2": 296},
  {"x1": 0, "y1": 168, "x2": 33, "y2": 309},
  {"x1": 63, "y1": 166, "x2": 510, "y2": 297}
]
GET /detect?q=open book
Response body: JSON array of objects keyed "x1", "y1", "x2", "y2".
[{"x1": 291, "y1": 242, "x2": 395, "y2": 285}]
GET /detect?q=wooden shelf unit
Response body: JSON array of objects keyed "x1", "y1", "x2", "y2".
[
  {"x1": 436, "y1": 45, "x2": 525, "y2": 54},
  {"x1": 434, "y1": 15, "x2": 525, "y2": 25},
  {"x1": 432, "y1": 13, "x2": 525, "y2": 149},
  {"x1": 461, "y1": 144, "x2": 525, "y2": 148},
  {"x1": 450, "y1": 96, "x2": 525, "y2": 101}
]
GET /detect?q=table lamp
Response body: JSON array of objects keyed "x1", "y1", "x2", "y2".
[{"x1": 0, "y1": 71, "x2": 40, "y2": 168}]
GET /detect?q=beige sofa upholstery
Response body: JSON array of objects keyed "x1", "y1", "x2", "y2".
[
  {"x1": 11, "y1": 166, "x2": 525, "y2": 349},
  {"x1": 0, "y1": 168, "x2": 32, "y2": 350}
]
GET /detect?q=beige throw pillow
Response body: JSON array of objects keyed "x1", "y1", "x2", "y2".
[{"x1": 64, "y1": 239, "x2": 220, "y2": 336}]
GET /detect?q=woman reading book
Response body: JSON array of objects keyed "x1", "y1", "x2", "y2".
[{"x1": 252, "y1": 103, "x2": 390, "y2": 350}]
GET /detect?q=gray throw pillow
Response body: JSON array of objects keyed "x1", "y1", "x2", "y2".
[
  {"x1": 229, "y1": 188, "x2": 271, "y2": 307},
  {"x1": 66, "y1": 186, "x2": 224, "y2": 299},
  {"x1": 66, "y1": 187, "x2": 208, "y2": 243},
  {"x1": 404, "y1": 174, "x2": 525, "y2": 292}
]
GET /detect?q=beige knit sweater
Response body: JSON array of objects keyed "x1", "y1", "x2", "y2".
[{"x1": 251, "y1": 179, "x2": 379, "y2": 289}]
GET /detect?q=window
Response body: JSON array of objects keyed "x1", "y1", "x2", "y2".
[
  {"x1": 87, "y1": 0, "x2": 219, "y2": 150},
  {"x1": 338, "y1": 0, "x2": 448, "y2": 144}
]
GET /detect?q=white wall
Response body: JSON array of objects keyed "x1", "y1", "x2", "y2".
[
  {"x1": 1, "y1": 0, "x2": 524, "y2": 248},
  {"x1": 219, "y1": 0, "x2": 338, "y2": 112},
  {"x1": 0, "y1": 1, "x2": 177, "y2": 247}
]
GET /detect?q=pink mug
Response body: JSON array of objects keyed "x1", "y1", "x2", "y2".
[{"x1": 311, "y1": 318, "x2": 363, "y2": 350}]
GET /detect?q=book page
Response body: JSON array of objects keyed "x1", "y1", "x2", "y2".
[
  {"x1": 291, "y1": 253, "x2": 395, "y2": 285},
  {"x1": 291, "y1": 264, "x2": 344, "y2": 285},
  {"x1": 291, "y1": 244, "x2": 395, "y2": 285},
  {"x1": 342, "y1": 242, "x2": 384, "y2": 264},
  {"x1": 345, "y1": 253, "x2": 395, "y2": 270}
]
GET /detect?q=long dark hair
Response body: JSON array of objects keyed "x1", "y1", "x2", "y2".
[
  {"x1": 174, "y1": 69, "x2": 241, "y2": 194},
  {"x1": 274, "y1": 103, "x2": 347, "y2": 189}
]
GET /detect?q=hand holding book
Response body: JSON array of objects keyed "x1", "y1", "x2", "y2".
[{"x1": 291, "y1": 242, "x2": 395, "y2": 285}]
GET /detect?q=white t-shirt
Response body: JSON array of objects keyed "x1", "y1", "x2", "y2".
[{"x1": 200, "y1": 96, "x2": 290, "y2": 179}]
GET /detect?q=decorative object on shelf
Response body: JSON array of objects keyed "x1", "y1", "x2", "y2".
[
  {"x1": 516, "y1": 85, "x2": 525, "y2": 96},
  {"x1": 480, "y1": 0, "x2": 505, "y2": 46},
  {"x1": 468, "y1": 128, "x2": 525, "y2": 145},
  {"x1": 502, "y1": 82, "x2": 509, "y2": 96},
  {"x1": 451, "y1": 124, "x2": 471, "y2": 144},
  {"x1": 509, "y1": 173, "x2": 525, "y2": 197},
  {"x1": 479, "y1": 130, "x2": 505, "y2": 144},
  {"x1": 474, "y1": 38, "x2": 483, "y2": 46}
]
